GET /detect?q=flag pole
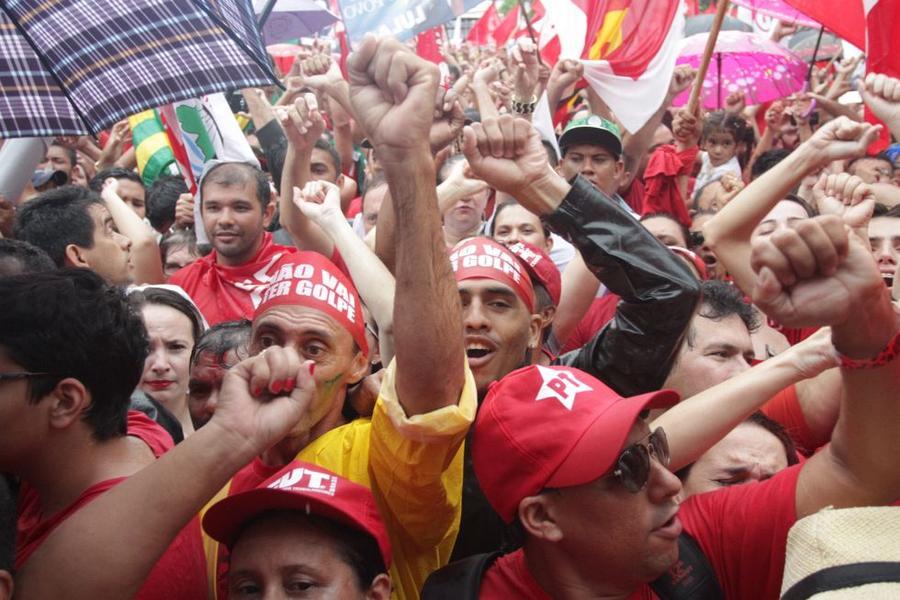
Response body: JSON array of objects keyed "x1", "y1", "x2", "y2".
[
  {"x1": 687, "y1": 0, "x2": 730, "y2": 114},
  {"x1": 517, "y1": 0, "x2": 545, "y2": 68},
  {"x1": 806, "y1": 26, "x2": 825, "y2": 82}
]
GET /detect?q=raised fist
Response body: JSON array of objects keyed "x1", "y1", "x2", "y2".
[{"x1": 347, "y1": 35, "x2": 439, "y2": 158}]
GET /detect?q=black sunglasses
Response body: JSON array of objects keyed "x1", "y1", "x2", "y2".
[{"x1": 611, "y1": 428, "x2": 670, "y2": 493}]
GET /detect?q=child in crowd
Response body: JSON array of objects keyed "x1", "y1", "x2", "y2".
[{"x1": 695, "y1": 111, "x2": 747, "y2": 191}]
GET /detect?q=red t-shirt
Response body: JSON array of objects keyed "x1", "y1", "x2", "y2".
[
  {"x1": 169, "y1": 232, "x2": 297, "y2": 326},
  {"x1": 560, "y1": 294, "x2": 620, "y2": 354},
  {"x1": 16, "y1": 411, "x2": 207, "y2": 600},
  {"x1": 763, "y1": 384, "x2": 819, "y2": 456},
  {"x1": 481, "y1": 465, "x2": 802, "y2": 599}
]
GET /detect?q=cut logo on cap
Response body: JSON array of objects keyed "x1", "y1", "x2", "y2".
[
  {"x1": 535, "y1": 365, "x2": 593, "y2": 410},
  {"x1": 267, "y1": 467, "x2": 339, "y2": 496}
]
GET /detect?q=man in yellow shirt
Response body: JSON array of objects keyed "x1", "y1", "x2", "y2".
[{"x1": 203, "y1": 36, "x2": 473, "y2": 600}]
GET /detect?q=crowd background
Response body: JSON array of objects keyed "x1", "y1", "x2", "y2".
[{"x1": 1, "y1": 0, "x2": 899, "y2": 599}]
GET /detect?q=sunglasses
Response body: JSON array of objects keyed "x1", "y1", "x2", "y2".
[{"x1": 610, "y1": 427, "x2": 670, "y2": 493}]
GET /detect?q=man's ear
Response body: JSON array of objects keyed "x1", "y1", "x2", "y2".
[
  {"x1": 540, "y1": 305, "x2": 557, "y2": 332},
  {"x1": 365, "y1": 573, "x2": 391, "y2": 600},
  {"x1": 47, "y1": 378, "x2": 91, "y2": 432},
  {"x1": 518, "y1": 494, "x2": 564, "y2": 542},
  {"x1": 0, "y1": 569, "x2": 13, "y2": 600},
  {"x1": 527, "y1": 313, "x2": 543, "y2": 350},
  {"x1": 63, "y1": 244, "x2": 90, "y2": 269},
  {"x1": 347, "y1": 346, "x2": 371, "y2": 387},
  {"x1": 262, "y1": 193, "x2": 277, "y2": 228}
]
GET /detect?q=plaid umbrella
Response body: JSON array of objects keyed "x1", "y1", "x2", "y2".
[{"x1": 0, "y1": 0, "x2": 278, "y2": 138}]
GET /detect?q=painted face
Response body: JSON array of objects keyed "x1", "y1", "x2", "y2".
[
  {"x1": 188, "y1": 348, "x2": 245, "y2": 430},
  {"x1": 493, "y1": 204, "x2": 551, "y2": 252},
  {"x1": 680, "y1": 421, "x2": 789, "y2": 499},
  {"x1": 542, "y1": 421, "x2": 682, "y2": 590},
  {"x1": 140, "y1": 304, "x2": 194, "y2": 414},
  {"x1": 228, "y1": 513, "x2": 383, "y2": 600},
  {"x1": 559, "y1": 144, "x2": 623, "y2": 196},
  {"x1": 251, "y1": 305, "x2": 366, "y2": 435},
  {"x1": 81, "y1": 203, "x2": 133, "y2": 285},
  {"x1": 458, "y1": 278, "x2": 540, "y2": 397},
  {"x1": 201, "y1": 180, "x2": 271, "y2": 267},
  {"x1": 662, "y1": 312, "x2": 754, "y2": 399}
]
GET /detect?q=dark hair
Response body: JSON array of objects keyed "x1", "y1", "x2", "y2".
[
  {"x1": 688, "y1": 280, "x2": 760, "y2": 348},
  {"x1": 0, "y1": 475, "x2": 16, "y2": 575},
  {"x1": 640, "y1": 212, "x2": 691, "y2": 249},
  {"x1": 0, "y1": 238, "x2": 57, "y2": 276},
  {"x1": 361, "y1": 173, "x2": 388, "y2": 212},
  {"x1": 89, "y1": 167, "x2": 145, "y2": 193},
  {"x1": 0, "y1": 269, "x2": 148, "y2": 440},
  {"x1": 491, "y1": 201, "x2": 552, "y2": 241},
  {"x1": 13, "y1": 185, "x2": 102, "y2": 267},
  {"x1": 781, "y1": 193, "x2": 817, "y2": 218},
  {"x1": 50, "y1": 141, "x2": 76, "y2": 168},
  {"x1": 191, "y1": 319, "x2": 252, "y2": 366},
  {"x1": 676, "y1": 411, "x2": 799, "y2": 481},
  {"x1": 702, "y1": 111, "x2": 749, "y2": 144},
  {"x1": 201, "y1": 162, "x2": 272, "y2": 209},
  {"x1": 313, "y1": 138, "x2": 342, "y2": 177},
  {"x1": 233, "y1": 512, "x2": 387, "y2": 591},
  {"x1": 541, "y1": 140, "x2": 559, "y2": 167},
  {"x1": 129, "y1": 287, "x2": 205, "y2": 343},
  {"x1": 750, "y1": 149, "x2": 791, "y2": 180},
  {"x1": 146, "y1": 175, "x2": 189, "y2": 231},
  {"x1": 873, "y1": 203, "x2": 900, "y2": 218},
  {"x1": 533, "y1": 284, "x2": 554, "y2": 345}
]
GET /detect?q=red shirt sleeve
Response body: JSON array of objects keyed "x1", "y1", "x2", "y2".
[
  {"x1": 680, "y1": 464, "x2": 801, "y2": 600},
  {"x1": 762, "y1": 385, "x2": 818, "y2": 456},
  {"x1": 127, "y1": 410, "x2": 174, "y2": 457}
]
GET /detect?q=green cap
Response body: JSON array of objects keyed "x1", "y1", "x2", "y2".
[{"x1": 558, "y1": 115, "x2": 623, "y2": 157}]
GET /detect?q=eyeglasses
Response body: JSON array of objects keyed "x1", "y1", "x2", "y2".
[
  {"x1": 0, "y1": 371, "x2": 53, "y2": 382},
  {"x1": 611, "y1": 428, "x2": 670, "y2": 493}
]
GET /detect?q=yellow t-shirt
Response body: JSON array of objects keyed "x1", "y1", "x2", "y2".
[{"x1": 202, "y1": 358, "x2": 476, "y2": 600}]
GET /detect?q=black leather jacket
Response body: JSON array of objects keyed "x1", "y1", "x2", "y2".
[
  {"x1": 451, "y1": 175, "x2": 701, "y2": 562},
  {"x1": 550, "y1": 175, "x2": 701, "y2": 396}
]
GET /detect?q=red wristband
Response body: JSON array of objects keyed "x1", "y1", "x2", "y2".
[{"x1": 838, "y1": 330, "x2": 900, "y2": 370}]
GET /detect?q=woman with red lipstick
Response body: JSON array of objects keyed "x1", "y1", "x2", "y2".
[{"x1": 129, "y1": 286, "x2": 205, "y2": 437}]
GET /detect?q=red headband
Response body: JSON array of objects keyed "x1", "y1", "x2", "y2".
[
  {"x1": 254, "y1": 253, "x2": 368, "y2": 356},
  {"x1": 450, "y1": 238, "x2": 535, "y2": 312}
]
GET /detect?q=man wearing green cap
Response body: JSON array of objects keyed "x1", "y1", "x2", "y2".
[{"x1": 558, "y1": 115, "x2": 637, "y2": 216}]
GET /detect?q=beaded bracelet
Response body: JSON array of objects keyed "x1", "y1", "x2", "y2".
[{"x1": 838, "y1": 330, "x2": 900, "y2": 369}]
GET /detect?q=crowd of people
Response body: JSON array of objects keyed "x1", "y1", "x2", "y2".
[{"x1": 1, "y1": 17, "x2": 899, "y2": 600}]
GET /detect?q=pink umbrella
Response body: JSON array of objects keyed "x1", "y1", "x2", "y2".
[
  {"x1": 672, "y1": 31, "x2": 807, "y2": 110},
  {"x1": 731, "y1": 0, "x2": 819, "y2": 28}
]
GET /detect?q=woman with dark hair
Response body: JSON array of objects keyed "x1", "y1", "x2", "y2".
[{"x1": 129, "y1": 286, "x2": 206, "y2": 436}]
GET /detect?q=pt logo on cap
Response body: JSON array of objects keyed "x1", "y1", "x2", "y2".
[
  {"x1": 268, "y1": 467, "x2": 338, "y2": 496},
  {"x1": 535, "y1": 365, "x2": 592, "y2": 410}
]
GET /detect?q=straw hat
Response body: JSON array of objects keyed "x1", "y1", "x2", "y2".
[{"x1": 781, "y1": 506, "x2": 900, "y2": 600}]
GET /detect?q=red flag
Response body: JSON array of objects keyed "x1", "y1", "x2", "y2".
[
  {"x1": 327, "y1": 0, "x2": 351, "y2": 79},
  {"x1": 492, "y1": 5, "x2": 520, "y2": 47},
  {"x1": 783, "y1": 0, "x2": 865, "y2": 49},
  {"x1": 513, "y1": 0, "x2": 546, "y2": 41},
  {"x1": 865, "y1": 0, "x2": 900, "y2": 77},
  {"x1": 416, "y1": 26, "x2": 445, "y2": 66},
  {"x1": 580, "y1": 0, "x2": 684, "y2": 133},
  {"x1": 466, "y1": 3, "x2": 501, "y2": 45}
]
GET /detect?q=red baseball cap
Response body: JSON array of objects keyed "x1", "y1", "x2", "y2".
[
  {"x1": 472, "y1": 365, "x2": 679, "y2": 523},
  {"x1": 505, "y1": 241, "x2": 562, "y2": 307},
  {"x1": 669, "y1": 246, "x2": 707, "y2": 280},
  {"x1": 202, "y1": 460, "x2": 392, "y2": 568}
]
